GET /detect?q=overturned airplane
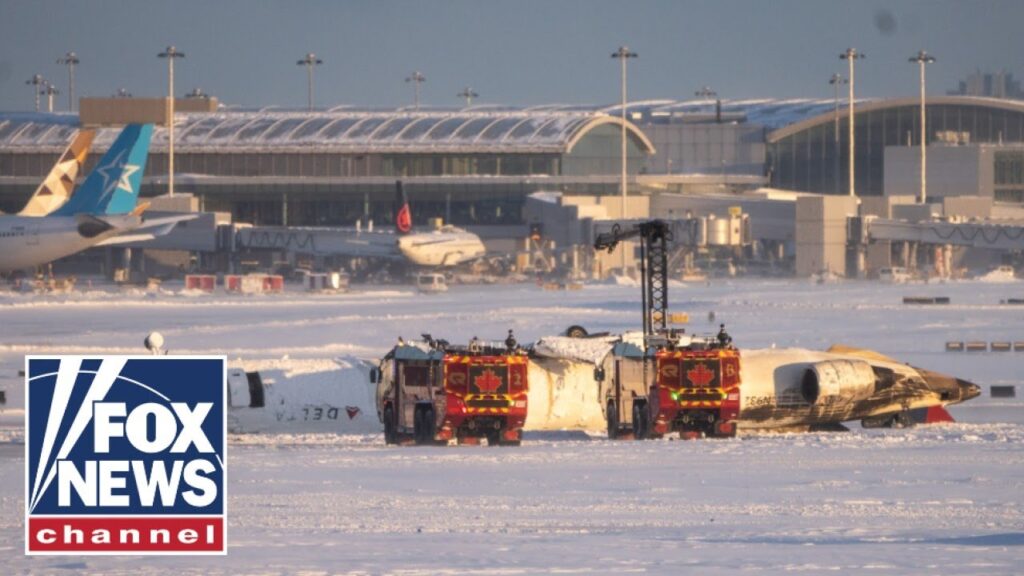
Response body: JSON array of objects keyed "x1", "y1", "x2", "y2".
[{"x1": 532, "y1": 333, "x2": 981, "y2": 436}]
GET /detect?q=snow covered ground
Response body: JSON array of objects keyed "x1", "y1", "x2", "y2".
[{"x1": 0, "y1": 278, "x2": 1022, "y2": 574}]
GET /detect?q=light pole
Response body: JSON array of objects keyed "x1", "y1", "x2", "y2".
[
  {"x1": 910, "y1": 51, "x2": 936, "y2": 204},
  {"x1": 829, "y1": 73, "x2": 847, "y2": 195},
  {"x1": 839, "y1": 48, "x2": 865, "y2": 197},
  {"x1": 610, "y1": 45, "x2": 634, "y2": 272},
  {"x1": 158, "y1": 45, "x2": 185, "y2": 197},
  {"x1": 41, "y1": 82, "x2": 60, "y2": 113},
  {"x1": 695, "y1": 85, "x2": 721, "y2": 123},
  {"x1": 296, "y1": 53, "x2": 323, "y2": 111},
  {"x1": 26, "y1": 74, "x2": 45, "y2": 112},
  {"x1": 406, "y1": 71, "x2": 426, "y2": 110},
  {"x1": 457, "y1": 87, "x2": 478, "y2": 107},
  {"x1": 56, "y1": 51, "x2": 79, "y2": 111},
  {"x1": 611, "y1": 46, "x2": 637, "y2": 273}
]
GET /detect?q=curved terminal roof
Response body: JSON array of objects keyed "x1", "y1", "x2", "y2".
[
  {"x1": 764, "y1": 95, "x2": 1024, "y2": 142},
  {"x1": 0, "y1": 109, "x2": 655, "y2": 155},
  {"x1": 2, "y1": 96, "x2": 1019, "y2": 153}
]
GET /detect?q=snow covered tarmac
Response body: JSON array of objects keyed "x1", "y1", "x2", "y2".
[{"x1": 1, "y1": 279, "x2": 1022, "y2": 574}]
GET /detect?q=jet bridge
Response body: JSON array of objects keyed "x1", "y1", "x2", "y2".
[
  {"x1": 234, "y1": 225, "x2": 401, "y2": 259},
  {"x1": 864, "y1": 218, "x2": 1024, "y2": 251}
]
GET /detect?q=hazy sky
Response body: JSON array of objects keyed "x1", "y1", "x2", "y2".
[{"x1": 1, "y1": 0, "x2": 1022, "y2": 112}]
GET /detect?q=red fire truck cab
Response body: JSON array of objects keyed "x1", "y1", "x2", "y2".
[
  {"x1": 650, "y1": 344, "x2": 741, "y2": 438},
  {"x1": 374, "y1": 334, "x2": 529, "y2": 446},
  {"x1": 598, "y1": 333, "x2": 741, "y2": 440}
]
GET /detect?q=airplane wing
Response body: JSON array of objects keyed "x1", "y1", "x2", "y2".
[{"x1": 93, "y1": 214, "x2": 199, "y2": 247}]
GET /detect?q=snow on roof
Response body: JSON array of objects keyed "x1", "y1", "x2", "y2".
[
  {"x1": 534, "y1": 335, "x2": 617, "y2": 365},
  {"x1": 0, "y1": 109, "x2": 616, "y2": 153}
]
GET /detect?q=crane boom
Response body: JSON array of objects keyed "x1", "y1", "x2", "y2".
[{"x1": 594, "y1": 220, "x2": 672, "y2": 337}]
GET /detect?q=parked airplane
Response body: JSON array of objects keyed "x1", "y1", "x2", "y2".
[
  {"x1": 392, "y1": 180, "x2": 487, "y2": 267},
  {"x1": 0, "y1": 124, "x2": 195, "y2": 272},
  {"x1": 233, "y1": 180, "x2": 487, "y2": 270},
  {"x1": 1, "y1": 129, "x2": 95, "y2": 216}
]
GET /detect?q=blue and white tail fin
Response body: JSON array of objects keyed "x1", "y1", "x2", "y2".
[{"x1": 52, "y1": 123, "x2": 153, "y2": 217}]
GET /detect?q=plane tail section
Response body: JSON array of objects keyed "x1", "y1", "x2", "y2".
[
  {"x1": 52, "y1": 124, "x2": 153, "y2": 217},
  {"x1": 18, "y1": 129, "x2": 96, "y2": 216},
  {"x1": 395, "y1": 180, "x2": 412, "y2": 234}
]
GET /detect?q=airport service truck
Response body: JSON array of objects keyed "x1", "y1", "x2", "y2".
[
  {"x1": 598, "y1": 333, "x2": 741, "y2": 439},
  {"x1": 593, "y1": 219, "x2": 740, "y2": 439},
  {"x1": 373, "y1": 334, "x2": 529, "y2": 446}
]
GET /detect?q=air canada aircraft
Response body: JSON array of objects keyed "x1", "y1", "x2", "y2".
[
  {"x1": 1, "y1": 129, "x2": 95, "y2": 217},
  {"x1": 392, "y1": 180, "x2": 487, "y2": 267},
  {"x1": 0, "y1": 124, "x2": 196, "y2": 272},
  {"x1": 233, "y1": 180, "x2": 487, "y2": 271}
]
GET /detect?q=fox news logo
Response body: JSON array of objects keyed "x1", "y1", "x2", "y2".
[{"x1": 25, "y1": 356, "x2": 226, "y2": 555}]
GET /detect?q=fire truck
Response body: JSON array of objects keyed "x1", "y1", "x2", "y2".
[
  {"x1": 373, "y1": 333, "x2": 529, "y2": 446},
  {"x1": 593, "y1": 220, "x2": 740, "y2": 439}
]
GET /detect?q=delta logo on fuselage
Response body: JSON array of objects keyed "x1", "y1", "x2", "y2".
[{"x1": 25, "y1": 356, "x2": 227, "y2": 555}]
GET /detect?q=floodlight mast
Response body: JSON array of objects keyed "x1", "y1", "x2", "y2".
[
  {"x1": 910, "y1": 51, "x2": 936, "y2": 204},
  {"x1": 457, "y1": 87, "x2": 478, "y2": 107},
  {"x1": 26, "y1": 74, "x2": 45, "y2": 112},
  {"x1": 158, "y1": 45, "x2": 186, "y2": 197},
  {"x1": 41, "y1": 81, "x2": 60, "y2": 113},
  {"x1": 695, "y1": 85, "x2": 720, "y2": 123},
  {"x1": 839, "y1": 48, "x2": 865, "y2": 198},
  {"x1": 56, "y1": 52, "x2": 80, "y2": 111},
  {"x1": 829, "y1": 73, "x2": 848, "y2": 195},
  {"x1": 297, "y1": 53, "x2": 323, "y2": 111},
  {"x1": 406, "y1": 71, "x2": 426, "y2": 110},
  {"x1": 611, "y1": 46, "x2": 638, "y2": 274}
]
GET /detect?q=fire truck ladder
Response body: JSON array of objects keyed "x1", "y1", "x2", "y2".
[{"x1": 594, "y1": 220, "x2": 673, "y2": 337}]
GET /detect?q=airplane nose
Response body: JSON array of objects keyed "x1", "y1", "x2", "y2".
[{"x1": 957, "y1": 378, "x2": 982, "y2": 402}]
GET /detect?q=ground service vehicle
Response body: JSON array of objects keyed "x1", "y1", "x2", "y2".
[
  {"x1": 374, "y1": 333, "x2": 529, "y2": 446},
  {"x1": 597, "y1": 332, "x2": 740, "y2": 439},
  {"x1": 593, "y1": 220, "x2": 741, "y2": 439}
]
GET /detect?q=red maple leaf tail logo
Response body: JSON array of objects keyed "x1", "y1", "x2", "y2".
[{"x1": 396, "y1": 203, "x2": 412, "y2": 234}]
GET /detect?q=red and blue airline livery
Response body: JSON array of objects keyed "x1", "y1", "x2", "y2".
[{"x1": 25, "y1": 356, "x2": 227, "y2": 555}]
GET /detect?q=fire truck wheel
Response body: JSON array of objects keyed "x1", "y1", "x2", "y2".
[
  {"x1": 485, "y1": 429, "x2": 501, "y2": 446},
  {"x1": 632, "y1": 400, "x2": 650, "y2": 440},
  {"x1": 383, "y1": 405, "x2": 397, "y2": 445},
  {"x1": 606, "y1": 402, "x2": 619, "y2": 439},
  {"x1": 413, "y1": 405, "x2": 436, "y2": 445}
]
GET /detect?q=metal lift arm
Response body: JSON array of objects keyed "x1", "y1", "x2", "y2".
[{"x1": 594, "y1": 220, "x2": 672, "y2": 337}]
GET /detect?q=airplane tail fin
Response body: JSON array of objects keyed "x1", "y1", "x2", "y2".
[
  {"x1": 52, "y1": 124, "x2": 153, "y2": 217},
  {"x1": 19, "y1": 129, "x2": 96, "y2": 216},
  {"x1": 395, "y1": 179, "x2": 412, "y2": 234},
  {"x1": 909, "y1": 405, "x2": 956, "y2": 425}
]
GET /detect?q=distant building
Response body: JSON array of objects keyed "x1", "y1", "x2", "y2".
[
  {"x1": 3, "y1": 95, "x2": 1024, "y2": 234},
  {"x1": 948, "y1": 70, "x2": 1024, "y2": 100}
]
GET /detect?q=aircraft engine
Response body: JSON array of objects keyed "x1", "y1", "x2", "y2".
[{"x1": 800, "y1": 360, "x2": 876, "y2": 405}]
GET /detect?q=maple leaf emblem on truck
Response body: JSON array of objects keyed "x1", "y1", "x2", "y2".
[
  {"x1": 686, "y1": 363, "x2": 716, "y2": 387},
  {"x1": 473, "y1": 368, "x2": 504, "y2": 393}
]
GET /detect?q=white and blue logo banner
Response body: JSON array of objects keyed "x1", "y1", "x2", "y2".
[{"x1": 25, "y1": 356, "x2": 227, "y2": 555}]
